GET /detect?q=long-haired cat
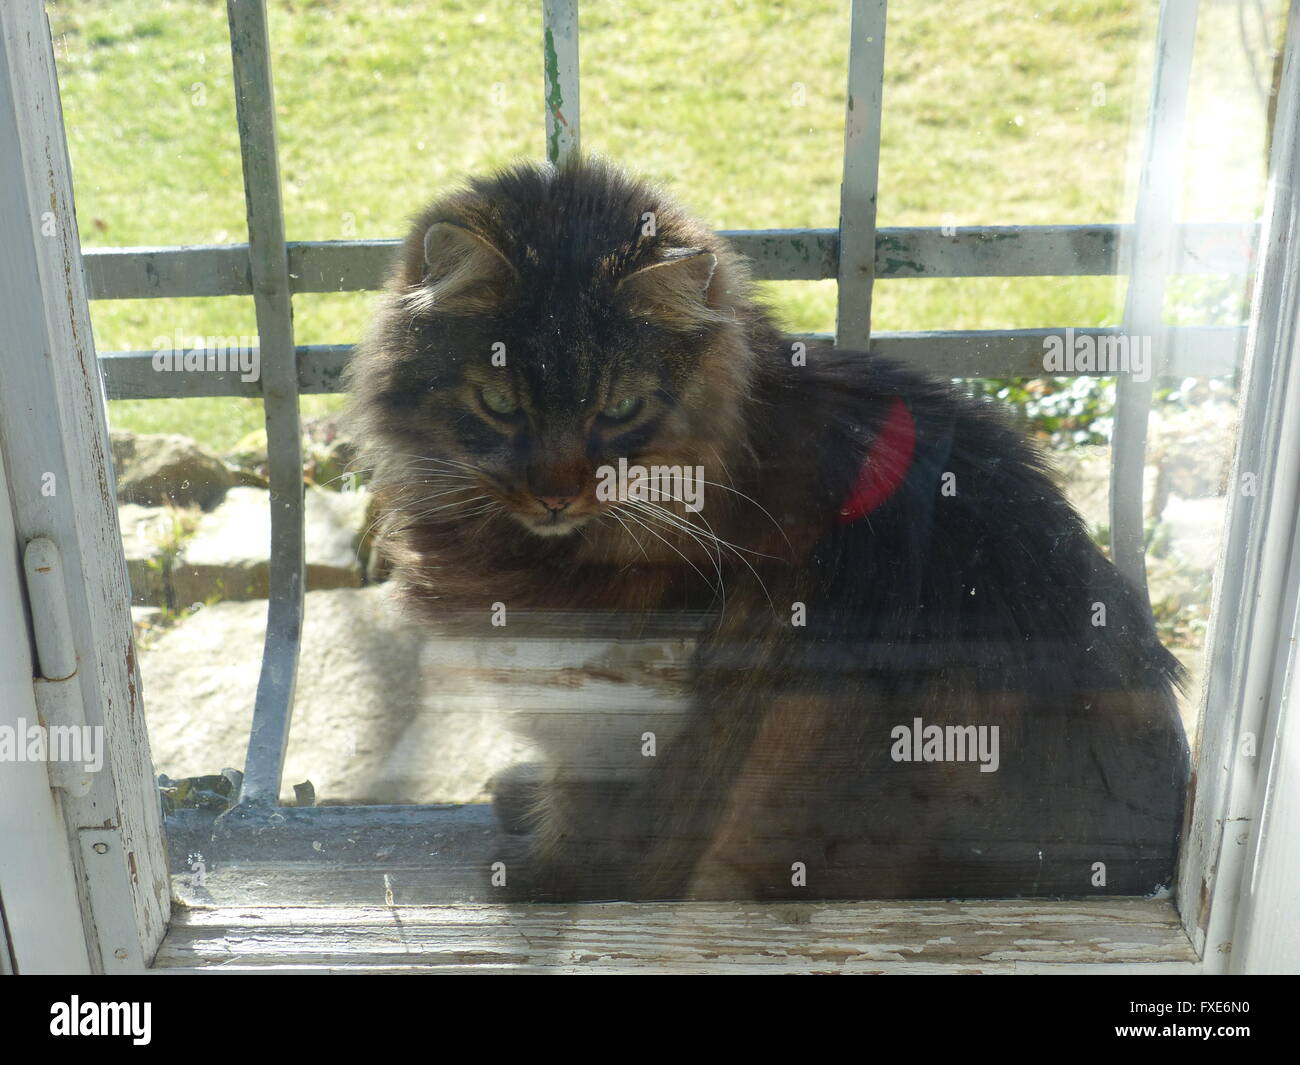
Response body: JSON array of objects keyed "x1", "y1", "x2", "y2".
[{"x1": 344, "y1": 157, "x2": 1189, "y2": 901}]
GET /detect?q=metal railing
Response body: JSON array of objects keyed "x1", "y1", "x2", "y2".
[{"x1": 78, "y1": 0, "x2": 1245, "y2": 812}]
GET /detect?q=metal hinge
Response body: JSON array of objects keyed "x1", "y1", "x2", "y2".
[{"x1": 22, "y1": 537, "x2": 93, "y2": 797}]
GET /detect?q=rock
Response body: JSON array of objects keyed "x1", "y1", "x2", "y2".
[
  {"x1": 130, "y1": 605, "x2": 164, "y2": 644},
  {"x1": 1158, "y1": 494, "x2": 1227, "y2": 572},
  {"x1": 227, "y1": 428, "x2": 268, "y2": 472},
  {"x1": 117, "y1": 504, "x2": 176, "y2": 606},
  {"x1": 138, "y1": 587, "x2": 536, "y2": 804},
  {"x1": 1052, "y1": 392, "x2": 1238, "y2": 532},
  {"x1": 111, "y1": 430, "x2": 234, "y2": 510},
  {"x1": 131, "y1": 605, "x2": 163, "y2": 626},
  {"x1": 1051, "y1": 445, "x2": 1160, "y2": 532},
  {"x1": 170, "y1": 485, "x2": 370, "y2": 605},
  {"x1": 230, "y1": 467, "x2": 269, "y2": 489},
  {"x1": 1148, "y1": 398, "x2": 1238, "y2": 503},
  {"x1": 302, "y1": 412, "x2": 359, "y2": 490},
  {"x1": 225, "y1": 415, "x2": 359, "y2": 491}
]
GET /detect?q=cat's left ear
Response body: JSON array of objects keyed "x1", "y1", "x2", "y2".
[
  {"x1": 411, "y1": 221, "x2": 518, "y2": 314},
  {"x1": 616, "y1": 248, "x2": 719, "y2": 328}
]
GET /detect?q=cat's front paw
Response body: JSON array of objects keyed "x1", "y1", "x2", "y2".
[
  {"x1": 489, "y1": 761, "x2": 548, "y2": 836},
  {"x1": 507, "y1": 835, "x2": 642, "y2": 902}
]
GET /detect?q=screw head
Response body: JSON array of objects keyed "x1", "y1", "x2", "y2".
[{"x1": 92, "y1": 842, "x2": 108, "y2": 854}]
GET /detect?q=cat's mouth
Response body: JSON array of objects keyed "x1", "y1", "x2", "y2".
[{"x1": 518, "y1": 506, "x2": 593, "y2": 537}]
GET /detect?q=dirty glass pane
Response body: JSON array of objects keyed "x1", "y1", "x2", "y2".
[{"x1": 51, "y1": 0, "x2": 1287, "y2": 906}]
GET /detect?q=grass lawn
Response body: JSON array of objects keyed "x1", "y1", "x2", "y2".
[{"x1": 47, "y1": 0, "x2": 1272, "y2": 452}]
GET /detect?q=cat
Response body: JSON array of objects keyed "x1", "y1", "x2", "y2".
[{"x1": 344, "y1": 157, "x2": 1190, "y2": 902}]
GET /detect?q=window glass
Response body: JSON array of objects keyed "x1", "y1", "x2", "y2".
[{"x1": 49, "y1": 0, "x2": 1287, "y2": 904}]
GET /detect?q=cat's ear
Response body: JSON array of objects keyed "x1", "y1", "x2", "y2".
[
  {"x1": 616, "y1": 248, "x2": 720, "y2": 328},
  {"x1": 413, "y1": 222, "x2": 517, "y2": 313}
]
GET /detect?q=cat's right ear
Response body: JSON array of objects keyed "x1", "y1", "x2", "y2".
[
  {"x1": 615, "y1": 248, "x2": 723, "y2": 329},
  {"x1": 409, "y1": 222, "x2": 517, "y2": 314}
]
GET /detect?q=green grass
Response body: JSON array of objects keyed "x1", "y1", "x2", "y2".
[{"x1": 47, "y1": 0, "x2": 1273, "y2": 451}]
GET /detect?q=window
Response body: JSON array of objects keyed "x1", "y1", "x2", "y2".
[{"x1": 1, "y1": 0, "x2": 1298, "y2": 974}]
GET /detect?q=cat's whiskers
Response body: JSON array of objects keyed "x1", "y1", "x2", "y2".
[
  {"x1": 694, "y1": 477, "x2": 794, "y2": 556},
  {"x1": 600, "y1": 508, "x2": 652, "y2": 568},
  {"x1": 402, "y1": 493, "x2": 493, "y2": 522},
  {"x1": 616, "y1": 501, "x2": 732, "y2": 614},
  {"x1": 375, "y1": 492, "x2": 497, "y2": 546},
  {"x1": 622, "y1": 498, "x2": 727, "y2": 591},
  {"x1": 705, "y1": 444, "x2": 735, "y2": 491},
  {"x1": 371, "y1": 450, "x2": 490, "y2": 476},
  {"x1": 376, "y1": 502, "x2": 498, "y2": 550},
  {"x1": 354, "y1": 477, "x2": 483, "y2": 555},
  {"x1": 621, "y1": 508, "x2": 728, "y2": 615},
  {"x1": 613, "y1": 503, "x2": 724, "y2": 610},
  {"x1": 315, "y1": 469, "x2": 369, "y2": 491},
  {"x1": 399, "y1": 483, "x2": 482, "y2": 504},
  {"x1": 624, "y1": 497, "x2": 778, "y2": 615},
  {"x1": 341, "y1": 450, "x2": 485, "y2": 481},
  {"x1": 462, "y1": 502, "x2": 505, "y2": 537}
]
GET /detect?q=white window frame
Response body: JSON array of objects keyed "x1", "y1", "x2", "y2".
[{"x1": 1, "y1": 0, "x2": 1297, "y2": 973}]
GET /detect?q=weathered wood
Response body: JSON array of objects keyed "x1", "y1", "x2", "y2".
[
  {"x1": 543, "y1": 0, "x2": 580, "y2": 165},
  {"x1": 226, "y1": 0, "x2": 305, "y2": 808},
  {"x1": 0, "y1": 0, "x2": 169, "y2": 972},
  {"x1": 1109, "y1": 0, "x2": 1199, "y2": 600},
  {"x1": 79, "y1": 223, "x2": 1259, "y2": 301},
  {"x1": 0, "y1": 417, "x2": 90, "y2": 971},
  {"x1": 1229, "y1": 516, "x2": 1300, "y2": 973},
  {"x1": 835, "y1": 0, "x2": 887, "y2": 348},
  {"x1": 153, "y1": 898, "x2": 1197, "y2": 973},
  {"x1": 97, "y1": 325, "x2": 1247, "y2": 400},
  {"x1": 166, "y1": 804, "x2": 503, "y2": 907},
  {"x1": 83, "y1": 242, "x2": 251, "y2": 299},
  {"x1": 1182, "y1": 0, "x2": 1300, "y2": 974}
]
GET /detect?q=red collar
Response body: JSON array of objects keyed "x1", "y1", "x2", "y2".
[{"x1": 836, "y1": 397, "x2": 916, "y2": 524}]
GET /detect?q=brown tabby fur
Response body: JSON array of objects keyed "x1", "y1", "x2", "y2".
[{"x1": 344, "y1": 157, "x2": 1189, "y2": 902}]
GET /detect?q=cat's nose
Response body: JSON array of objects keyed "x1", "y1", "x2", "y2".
[{"x1": 536, "y1": 495, "x2": 573, "y2": 513}]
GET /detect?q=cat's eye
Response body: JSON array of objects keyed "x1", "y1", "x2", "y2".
[
  {"x1": 480, "y1": 385, "x2": 519, "y2": 416},
  {"x1": 600, "y1": 395, "x2": 643, "y2": 422}
]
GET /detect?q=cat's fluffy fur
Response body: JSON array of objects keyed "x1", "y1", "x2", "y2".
[{"x1": 344, "y1": 157, "x2": 1189, "y2": 901}]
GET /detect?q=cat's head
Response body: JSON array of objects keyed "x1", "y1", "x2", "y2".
[{"x1": 346, "y1": 158, "x2": 760, "y2": 541}]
